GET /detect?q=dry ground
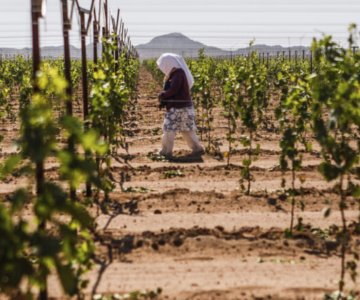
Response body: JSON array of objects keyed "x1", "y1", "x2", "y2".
[{"x1": 1, "y1": 67, "x2": 360, "y2": 300}]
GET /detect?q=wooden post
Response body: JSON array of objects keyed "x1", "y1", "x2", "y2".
[
  {"x1": 119, "y1": 20, "x2": 124, "y2": 52},
  {"x1": 31, "y1": 7, "x2": 43, "y2": 199},
  {"x1": 31, "y1": 4, "x2": 41, "y2": 87},
  {"x1": 94, "y1": 20, "x2": 99, "y2": 65},
  {"x1": 112, "y1": 10, "x2": 121, "y2": 69},
  {"x1": 93, "y1": 5, "x2": 100, "y2": 66},
  {"x1": 31, "y1": 1, "x2": 47, "y2": 298},
  {"x1": 104, "y1": 0, "x2": 109, "y2": 38},
  {"x1": 61, "y1": 0, "x2": 73, "y2": 116},
  {"x1": 352, "y1": 46, "x2": 358, "y2": 56},
  {"x1": 79, "y1": 9, "x2": 92, "y2": 197},
  {"x1": 61, "y1": 0, "x2": 76, "y2": 200},
  {"x1": 80, "y1": 11, "x2": 89, "y2": 120}
]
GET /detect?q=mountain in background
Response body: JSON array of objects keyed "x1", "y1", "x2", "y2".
[
  {"x1": 137, "y1": 33, "x2": 310, "y2": 59},
  {"x1": 0, "y1": 32, "x2": 309, "y2": 59},
  {"x1": 136, "y1": 32, "x2": 229, "y2": 58}
]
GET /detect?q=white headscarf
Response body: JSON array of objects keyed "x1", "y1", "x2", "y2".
[{"x1": 156, "y1": 53, "x2": 194, "y2": 89}]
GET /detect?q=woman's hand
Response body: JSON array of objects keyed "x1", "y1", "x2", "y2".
[{"x1": 158, "y1": 93, "x2": 166, "y2": 109}]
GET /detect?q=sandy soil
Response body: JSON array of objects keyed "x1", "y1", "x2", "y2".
[{"x1": 1, "y1": 67, "x2": 360, "y2": 300}]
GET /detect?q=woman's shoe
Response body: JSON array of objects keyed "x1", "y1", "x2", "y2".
[
  {"x1": 159, "y1": 150, "x2": 173, "y2": 159},
  {"x1": 190, "y1": 148, "x2": 205, "y2": 156}
]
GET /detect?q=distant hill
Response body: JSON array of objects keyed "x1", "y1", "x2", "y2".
[
  {"x1": 0, "y1": 33, "x2": 309, "y2": 60},
  {"x1": 136, "y1": 33, "x2": 310, "y2": 59},
  {"x1": 136, "y1": 32, "x2": 229, "y2": 59}
]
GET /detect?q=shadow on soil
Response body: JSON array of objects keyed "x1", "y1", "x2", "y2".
[{"x1": 168, "y1": 154, "x2": 204, "y2": 163}]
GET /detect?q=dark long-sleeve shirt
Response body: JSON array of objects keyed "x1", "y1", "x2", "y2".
[{"x1": 159, "y1": 68, "x2": 193, "y2": 111}]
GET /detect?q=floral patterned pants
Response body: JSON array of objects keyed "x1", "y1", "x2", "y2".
[
  {"x1": 163, "y1": 107, "x2": 197, "y2": 132},
  {"x1": 161, "y1": 106, "x2": 203, "y2": 156}
]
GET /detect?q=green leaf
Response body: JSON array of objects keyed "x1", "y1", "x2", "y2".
[
  {"x1": 242, "y1": 159, "x2": 251, "y2": 167},
  {"x1": 352, "y1": 185, "x2": 360, "y2": 198},
  {"x1": 323, "y1": 207, "x2": 332, "y2": 218},
  {"x1": 9, "y1": 188, "x2": 29, "y2": 212},
  {"x1": 64, "y1": 203, "x2": 93, "y2": 227},
  {"x1": 56, "y1": 263, "x2": 78, "y2": 295},
  {"x1": 0, "y1": 154, "x2": 22, "y2": 179},
  {"x1": 318, "y1": 162, "x2": 341, "y2": 181}
]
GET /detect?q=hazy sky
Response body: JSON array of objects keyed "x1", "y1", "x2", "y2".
[{"x1": 1, "y1": 0, "x2": 359, "y2": 50}]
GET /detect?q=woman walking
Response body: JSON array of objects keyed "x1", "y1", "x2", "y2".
[{"x1": 157, "y1": 53, "x2": 204, "y2": 158}]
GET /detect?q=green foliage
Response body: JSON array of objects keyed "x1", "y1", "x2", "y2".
[
  {"x1": 0, "y1": 66, "x2": 105, "y2": 298},
  {"x1": 235, "y1": 52, "x2": 269, "y2": 194},
  {"x1": 143, "y1": 59, "x2": 164, "y2": 85},
  {"x1": 0, "y1": 79, "x2": 12, "y2": 120},
  {"x1": 90, "y1": 35, "x2": 139, "y2": 198},
  {"x1": 0, "y1": 56, "x2": 32, "y2": 120},
  {"x1": 219, "y1": 62, "x2": 240, "y2": 165},
  {"x1": 163, "y1": 169, "x2": 185, "y2": 179},
  {"x1": 189, "y1": 49, "x2": 217, "y2": 151},
  {"x1": 275, "y1": 63, "x2": 312, "y2": 233},
  {"x1": 324, "y1": 291, "x2": 356, "y2": 300},
  {"x1": 94, "y1": 287, "x2": 162, "y2": 300},
  {"x1": 91, "y1": 38, "x2": 129, "y2": 147},
  {"x1": 309, "y1": 27, "x2": 360, "y2": 294}
]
